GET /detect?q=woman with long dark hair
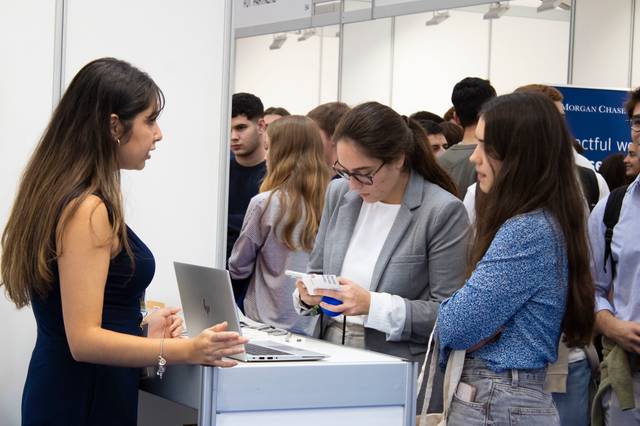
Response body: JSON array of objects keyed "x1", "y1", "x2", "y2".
[
  {"x1": 294, "y1": 101, "x2": 469, "y2": 364},
  {"x1": 1, "y1": 58, "x2": 246, "y2": 425},
  {"x1": 438, "y1": 92, "x2": 595, "y2": 424}
]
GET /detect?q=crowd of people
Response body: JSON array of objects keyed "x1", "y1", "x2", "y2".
[
  {"x1": 226, "y1": 79, "x2": 640, "y2": 425},
  {"x1": 2, "y1": 57, "x2": 639, "y2": 425}
]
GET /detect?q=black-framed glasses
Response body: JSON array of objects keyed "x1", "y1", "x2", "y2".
[
  {"x1": 332, "y1": 160, "x2": 385, "y2": 185},
  {"x1": 628, "y1": 115, "x2": 640, "y2": 132}
]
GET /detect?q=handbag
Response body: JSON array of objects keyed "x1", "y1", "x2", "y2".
[{"x1": 416, "y1": 324, "x2": 466, "y2": 426}]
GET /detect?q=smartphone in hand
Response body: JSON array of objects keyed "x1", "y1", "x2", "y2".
[{"x1": 285, "y1": 270, "x2": 341, "y2": 295}]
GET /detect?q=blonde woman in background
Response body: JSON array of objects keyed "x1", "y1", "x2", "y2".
[{"x1": 229, "y1": 115, "x2": 331, "y2": 336}]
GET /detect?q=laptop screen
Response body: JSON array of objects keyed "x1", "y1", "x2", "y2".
[{"x1": 173, "y1": 262, "x2": 243, "y2": 337}]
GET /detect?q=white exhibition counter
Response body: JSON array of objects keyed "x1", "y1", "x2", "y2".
[{"x1": 140, "y1": 326, "x2": 417, "y2": 426}]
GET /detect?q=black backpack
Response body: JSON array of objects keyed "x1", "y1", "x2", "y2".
[
  {"x1": 602, "y1": 185, "x2": 629, "y2": 280},
  {"x1": 577, "y1": 166, "x2": 599, "y2": 211}
]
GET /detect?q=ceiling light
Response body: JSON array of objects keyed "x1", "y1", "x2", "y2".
[
  {"x1": 425, "y1": 11, "x2": 450, "y2": 26},
  {"x1": 269, "y1": 33, "x2": 287, "y2": 50},
  {"x1": 297, "y1": 28, "x2": 316, "y2": 42},
  {"x1": 537, "y1": 0, "x2": 570, "y2": 12},
  {"x1": 483, "y1": 2, "x2": 510, "y2": 19}
]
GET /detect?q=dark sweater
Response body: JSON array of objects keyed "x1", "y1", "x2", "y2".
[{"x1": 227, "y1": 156, "x2": 266, "y2": 309}]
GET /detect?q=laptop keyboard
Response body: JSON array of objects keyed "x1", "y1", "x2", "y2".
[{"x1": 245, "y1": 343, "x2": 292, "y2": 356}]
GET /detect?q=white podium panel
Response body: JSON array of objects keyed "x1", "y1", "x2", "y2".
[
  {"x1": 141, "y1": 332, "x2": 417, "y2": 426},
  {"x1": 217, "y1": 406, "x2": 404, "y2": 425}
]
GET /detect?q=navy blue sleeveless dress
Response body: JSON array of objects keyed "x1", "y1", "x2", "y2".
[{"x1": 22, "y1": 226, "x2": 155, "y2": 426}]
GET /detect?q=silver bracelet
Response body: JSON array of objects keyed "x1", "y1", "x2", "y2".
[{"x1": 157, "y1": 323, "x2": 167, "y2": 379}]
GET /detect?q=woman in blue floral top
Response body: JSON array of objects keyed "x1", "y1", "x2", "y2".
[{"x1": 438, "y1": 92, "x2": 595, "y2": 425}]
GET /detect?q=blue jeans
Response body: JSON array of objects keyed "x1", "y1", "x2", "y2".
[
  {"x1": 448, "y1": 357, "x2": 559, "y2": 426},
  {"x1": 552, "y1": 358, "x2": 591, "y2": 426}
]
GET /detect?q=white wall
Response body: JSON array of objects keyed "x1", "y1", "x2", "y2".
[
  {"x1": 392, "y1": 10, "x2": 490, "y2": 116},
  {"x1": 0, "y1": 3, "x2": 56, "y2": 424},
  {"x1": 234, "y1": 26, "x2": 339, "y2": 115},
  {"x1": 64, "y1": 0, "x2": 229, "y2": 309},
  {"x1": 633, "y1": 1, "x2": 640, "y2": 88},
  {"x1": 490, "y1": 14, "x2": 569, "y2": 94},
  {"x1": 573, "y1": 0, "x2": 632, "y2": 88},
  {"x1": 234, "y1": 3, "x2": 572, "y2": 117},
  {"x1": 233, "y1": 0, "x2": 640, "y2": 116},
  {"x1": 319, "y1": 27, "x2": 341, "y2": 103},
  {"x1": 235, "y1": 32, "x2": 321, "y2": 114},
  {"x1": 0, "y1": 1, "x2": 230, "y2": 424},
  {"x1": 341, "y1": 18, "x2": 394, "y2": 106}
]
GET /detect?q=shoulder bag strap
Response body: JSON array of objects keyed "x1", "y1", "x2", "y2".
[{"x1": 602, "y1": 185, "x2": 628, "y2": 280}]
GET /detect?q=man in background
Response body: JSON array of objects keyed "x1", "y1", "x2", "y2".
[
  {"x1": 307, "y1": 102, "x2": 351, "y2": 169},
  {"x1": 624, "y1": 132, "x2": 640, "y2": 182},
  {"x1": 440, "y1": 121, "x2": 463, "y2": 149},
  {"x1": 410, "y1": 110, "x2": 444, "y2": 123},
  {"x1": 413, "y1": 119, "x2": 448, "y2": 158},
  {"x1": 589, "y1": 86, "x2": 640, "y2": 425},
  {"x1": 228, "y1": 92, "x2": 267, "y2": 310},
  {"x1": 263, "y1": 106, "x2": 290, "y2": 128},
  {"x1": 437, "y1": 77, "x2": 496, "y2": 200}
]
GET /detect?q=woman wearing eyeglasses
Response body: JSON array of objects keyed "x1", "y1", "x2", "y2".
[{"x1": 293, "y1": 102, "x2": 469, "y2": 368}]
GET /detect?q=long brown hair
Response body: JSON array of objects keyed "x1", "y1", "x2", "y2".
[
  {"x1": 333, "y1": 102, "x2": 458, "y2": 196},
  {"x1": 1, "y1": 58, "x2": 164, "y2": 307},
  {"x1": 470, "y1": 92, "x2": 594, "y2": 347},
  {"x1": 260, "y1": 116, "x2": 331, "y2": 251}
]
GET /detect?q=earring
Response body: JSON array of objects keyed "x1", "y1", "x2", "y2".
[{"x1": 116, "y1": 138, "x2": 121, "y2": 145}]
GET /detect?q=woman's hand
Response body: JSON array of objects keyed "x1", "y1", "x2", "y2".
[
  {"x1": 145, "y1": 307, "x2": 184, "y2": 338},
  {"x1": 296, "y1": 280, "x2": 322, "y2": 307},
  {"x1": 315, "y1": 276, "x2": 371, "y2": 316},
  {"x1": 188, "y1": 321, "x2": 248, "y2": 367}
]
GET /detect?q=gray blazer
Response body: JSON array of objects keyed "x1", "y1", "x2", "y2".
[{"x1": 308, "y1": 171, "x2": 470, "y2": 362}]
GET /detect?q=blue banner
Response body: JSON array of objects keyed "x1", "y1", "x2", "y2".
[{"x1": 555, "y1": 85, "x2": 631, "y2": 170}]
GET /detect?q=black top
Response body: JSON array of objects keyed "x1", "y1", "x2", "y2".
[
  {"x1": 22, "y1": 226, "x2": 155, "y2": 426},
  {"x1": 227, "y1": 156, "x2": 266, "y2": 261}
]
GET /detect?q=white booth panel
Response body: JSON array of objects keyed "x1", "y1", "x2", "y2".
[
  {"x1": 217, "y1": 406, "x2": 404, "y2": 426},
  {"x1": 234, "y1": 0, "x2": 311, "y2": 29},
  {"x1": 632, "y1": 1, "x2": 640, "y2": 88},
  {"x1": 392, "y1": 10, "x2": 489, "y2": 116},
  {"x1": 235, "y1": 32, "x2": 322, "y2": 115},
  {"x1": 344, "y1": 0, "x2": 373, "y2": 13},
  {"x1": 64, "y1": 0, "x2": 230, "y2": 308},
  {"x1": 319, "y1": 26, "x2": 341, "y2": 104},
  {"x1": 341, "y1": 18, "x2": 394, "y2": 106},
  {"x1": 0, "y1": 3, "x2": 56, "y2": 424},
  {"x1": 490, "y1": 15, "x2": 569, "y2": 94},
  {"x1": 573, "y1": 0, "x2": 632, "y2": 88}
]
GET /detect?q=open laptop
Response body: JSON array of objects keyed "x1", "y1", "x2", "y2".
[{"x1": 174, "y1": 261, "x2": 327, "y2": 362}]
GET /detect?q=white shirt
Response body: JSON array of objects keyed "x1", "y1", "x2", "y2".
[
  {"x1": 463, "y1": 183, "x2": 477, "y2": 225},
  {"x1": 340, "y1": 201, "x2": 405, "y2": 338},
  {"x1": 573, "y1": 150, "x2": 610, "y2": 200}
]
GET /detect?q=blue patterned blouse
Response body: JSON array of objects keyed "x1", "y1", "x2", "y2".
[{"x1": 438, "y1": 210, "x2": 568, "y2": 372}]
